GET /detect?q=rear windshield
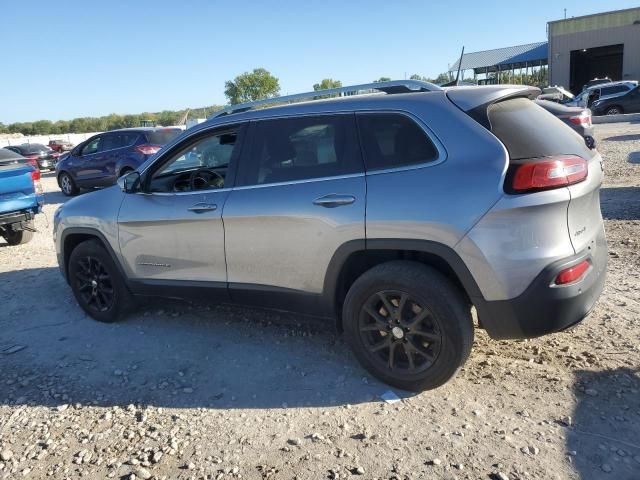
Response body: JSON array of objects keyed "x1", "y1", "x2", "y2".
[
  {"x1": 145, "y1": 130, "x2": 181, "y2": 145},
  {"x1": 488, "y1": 98, "x2": 593, "y2": 160},
  {"x1": 23, "y1": 143, "x2": 48, "y2": 153}
]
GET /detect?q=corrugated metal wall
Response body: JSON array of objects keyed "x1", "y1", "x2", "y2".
[{"x1": 548, "y1": 8, "x2": 640, "y2": 89}]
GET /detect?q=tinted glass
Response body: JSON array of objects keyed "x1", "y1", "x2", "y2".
[
  {"x1": 488, "y1": 98, "x2": 594, "y2": 160},
  {"x1": 357, "y1": 113, "x2": 438, "y2": 171},
  {"x1": 239, "y1": 115, "x2": 361, "y2": 186},
  {"x1": 601, "y1": 85, "x2": 629, "y2": 96},
  {"x1": 145, "y1": 129, "x2": 181, "y2": 145},
  {"x1": 23, "y1": 144, "x2": 48, "y2": 153},
  {"x1": 81, "y1": 137, "x2": 101, "y2": 155},
  {"x1": 100, "y1": 135, "x2": 120, "y2": 151}
]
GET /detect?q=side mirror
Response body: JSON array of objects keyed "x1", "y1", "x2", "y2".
[{"x1": 117, "y1": 171, "x2": 141, "y2": 193}]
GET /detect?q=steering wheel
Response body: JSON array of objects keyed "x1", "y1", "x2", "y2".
[{"x1": 188, "y1": 167, "x2": 225, "y2": 191}]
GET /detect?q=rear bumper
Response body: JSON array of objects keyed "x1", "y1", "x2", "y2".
[
  {"x1": 475, "y1": 246, "x2": 607, "y2": 340},
  {"x1": 0, "y1": 209, "x2": 37, "y2": 228}
]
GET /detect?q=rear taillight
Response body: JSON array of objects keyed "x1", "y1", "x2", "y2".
[
  {"x1": 569, "y1": 111, "x2": 592, "y2": 127},
  {"x1": 31, "y1": 169, "x2": 43, "y2": 195},
  {"x1": 134, "y1": 144, "x2": 162, "y2": 155},
  {"x1": 555, "y1": 260, "x2": 590, "y2": 285},
  {"x1": 509, "y1": 155, "x2": 588, "y2": 193}
]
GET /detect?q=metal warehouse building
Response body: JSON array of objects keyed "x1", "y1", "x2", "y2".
[{"x1": 548, "y1": 7, "x2": 640, "y2": 92}]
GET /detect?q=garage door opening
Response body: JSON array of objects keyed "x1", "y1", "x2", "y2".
[{"x1": 569, "y1": 44, "x2": 623, "y2": 93}]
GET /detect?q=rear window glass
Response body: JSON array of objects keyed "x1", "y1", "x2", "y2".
[
  {"x1": 145, "y1": 130, "x2": 181, "y2": 145},
  {"x1": 601, "y1": 85, "x2": 629, "y2": 96},
  {"x1": 23, "y1": 144, "x2": 48, "y2": 153},
  {"x1": 357, "y1": 114, "x2": 438, "y2": 171},
  {"x1": 488, "y1": 98, "x2": 593, "y2": 160}
]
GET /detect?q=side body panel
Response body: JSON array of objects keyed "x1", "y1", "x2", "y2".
[
  {"x1": 363, "y1": 95, "x2": 508, "y2": 264},
  {"x1": 224, "y1": 176, "x2": 366, "y2": 294},
  {"x1": 118, "y1": 190, "x2": 230, "y2": 283}
]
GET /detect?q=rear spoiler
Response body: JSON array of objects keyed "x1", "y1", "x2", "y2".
[{"x1": 445, "y1": 85, "x2": 541, "y2": 129}]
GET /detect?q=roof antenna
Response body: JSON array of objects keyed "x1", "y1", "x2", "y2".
[{"x1": 442, "y1": 46, "x2": 465, "y2": 87}]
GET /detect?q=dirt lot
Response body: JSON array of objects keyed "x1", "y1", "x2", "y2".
[{"x1": 1, "y1": 123, "x2": 639, "y2": 480}]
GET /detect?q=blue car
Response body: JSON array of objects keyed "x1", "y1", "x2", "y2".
[
  {"x1": 0, "y1": 149, "x2": 43, "y2": 245},
  {"x1": 55, "y1": 127, "x2": 181, "y2": 196}
]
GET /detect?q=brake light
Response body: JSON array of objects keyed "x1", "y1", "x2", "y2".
[
  {"x1": 31, "y1": 169, "x2": 43, "y2": 195},
  {"x1": 569, "y1": 111, "x2": 592, "y2": 127},
  {"x1": 134, "y1": 144, "x2": 162, "y2": 155},
  {"x1": 555, "y1": 260, "x2": 590, "y2": 285},
  {"x1": 510, "y1": 155, "x2": 588, "y2": 193}
]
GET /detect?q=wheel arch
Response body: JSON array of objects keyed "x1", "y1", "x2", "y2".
[
  {"x1": 61, "y1": 228, "x2": 127, "y2": 284},
  {"x1": 324, "y1": 239, "x2": 484, "y2": 331}
]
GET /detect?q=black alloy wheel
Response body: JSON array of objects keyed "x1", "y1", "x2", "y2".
[
  {"x1": 74, "y1": 255, "x2": 115, "y2": 313},
  {"x1": 359, "y1": 290, "x2": 442, "y2": 373}
]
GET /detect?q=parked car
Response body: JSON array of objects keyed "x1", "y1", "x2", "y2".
[
  {"x1": 4, "y1": 143, "x2": 60, "y2": 170},
  {"x1": 538, "y1": 86, "x2": 574, "y2": 103},
  {"x1": 535, "y1": 99, "x2": 595, "y2": 149},
  {"x1": 0, "y1": 149, "x2": 43, "y2": 245},
  {"x1": 582, "y1": 77, "x2": 611, "y2": 91},
  {"x1": 54, "y1": 81, "x2": 607, "y2": 391},
  {"x1": 48, "y1": 139, "x2": 74, "y2": 152},
  {"x1": 590, "y1": 84, "x2": 640, "y2": 116},
  {"x1": 55, "y1": 127, "x2": 181, "y2": 196},
  {"x1": 565, "y1": 81, "x2": 638, "y2": 109}
]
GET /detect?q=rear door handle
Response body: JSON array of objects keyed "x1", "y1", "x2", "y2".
[
  {"x1": 313, "y1": 194, "x2": 356, "y2": 208},
  {"x1": 188, "y1": 202, "x2": 217, "y2": 213}
]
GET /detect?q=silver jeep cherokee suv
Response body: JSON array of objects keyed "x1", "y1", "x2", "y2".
[{"x1": 54, "y1": 80, "x2": 607, "y2": 391}]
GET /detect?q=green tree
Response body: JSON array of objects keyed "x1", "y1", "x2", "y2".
[
  {"x1": 374, "y1": 77, "x2": 391, "y2": 83},
  {"x1": 410, "y1": 73, "x2": 451, "y2": 84},
  {"x1": 313, "y1": 78, "x2": 342, "y2": 91},
  {"x1": 224, "y1": 68, "x2": 280, "y2": 105}
]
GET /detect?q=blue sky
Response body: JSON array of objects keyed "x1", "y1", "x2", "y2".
[{"x1": 1, "y1": 0, "x2": 637, "y2": 123}]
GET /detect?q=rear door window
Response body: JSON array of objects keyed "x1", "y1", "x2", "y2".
[
  {"x1": 100, "y1": 135, "x2": 119, "y2": 151},
  {"x1": 356, "y1": 113, "x2": 439, "y2": 171},
  {"x1": 237, "y1": 114, "x2": 361, "y2": 186},
  {"x1": 488, "y1": 98, "x2": 594, "y2": 160},
  {"x1": 601, "y1": 85, "x2": 629, "y2": 96}
]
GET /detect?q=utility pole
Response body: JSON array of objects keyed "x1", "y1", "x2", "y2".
[{"x1": 564, "y1": 8, "x2": 567, "y2": 19}]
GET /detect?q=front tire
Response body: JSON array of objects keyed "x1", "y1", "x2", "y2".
[
  {"x1": 68, "y1": 240, "x2": 132, "y2": 322},
  {"x1": 342, "y1": 261, "x2": 473, "y2": 391},
  {"x1": 59, "y1": 172, "x2": 79, "y2": 196},
  {"x1": 2, "y1": 222, "x2": 34, "y2": 245}
]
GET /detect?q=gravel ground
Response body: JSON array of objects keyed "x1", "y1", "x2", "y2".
[{"x1": 1, "y1": 122, "x2": 639, "y2": 480}]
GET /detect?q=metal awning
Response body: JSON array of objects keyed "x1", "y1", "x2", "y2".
[{"x1": 449, "y1": 42, "x2": 548, "y2": 73}]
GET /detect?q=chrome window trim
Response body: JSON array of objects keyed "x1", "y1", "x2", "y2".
[
  {"x1": 139, "y1": 187, "x2": 232, "y2": 197},
  {"x1": 143, "y1": 109, "x2": 447, "y2": 191},
  {"x1": 355, "y1": 110, "x2": 448, "y2": 176},
  {"x1": 231, "y1": 172, "x2": 365, "y2": 191}
]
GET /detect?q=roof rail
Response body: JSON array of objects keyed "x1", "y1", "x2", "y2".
[{"x1": 210, "y1": 80, "x2": 441, "y2": 118}]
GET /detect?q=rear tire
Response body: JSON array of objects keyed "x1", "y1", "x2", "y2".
[
  {"x1": 3, "y1": 222, "x2": 34, "y2": 245},
  {"x1": 59, "y1": 172, "x2": 79, "y2": 196},
  {"x1": 605, "y1": 106, "x2": 623, "y2": 115},
  {"x1": 342, "y1": 261, "x2": 473, "y2": 391},
  {"x1": 68, "y1": 239, "x2": 133, "y2": 322}
]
